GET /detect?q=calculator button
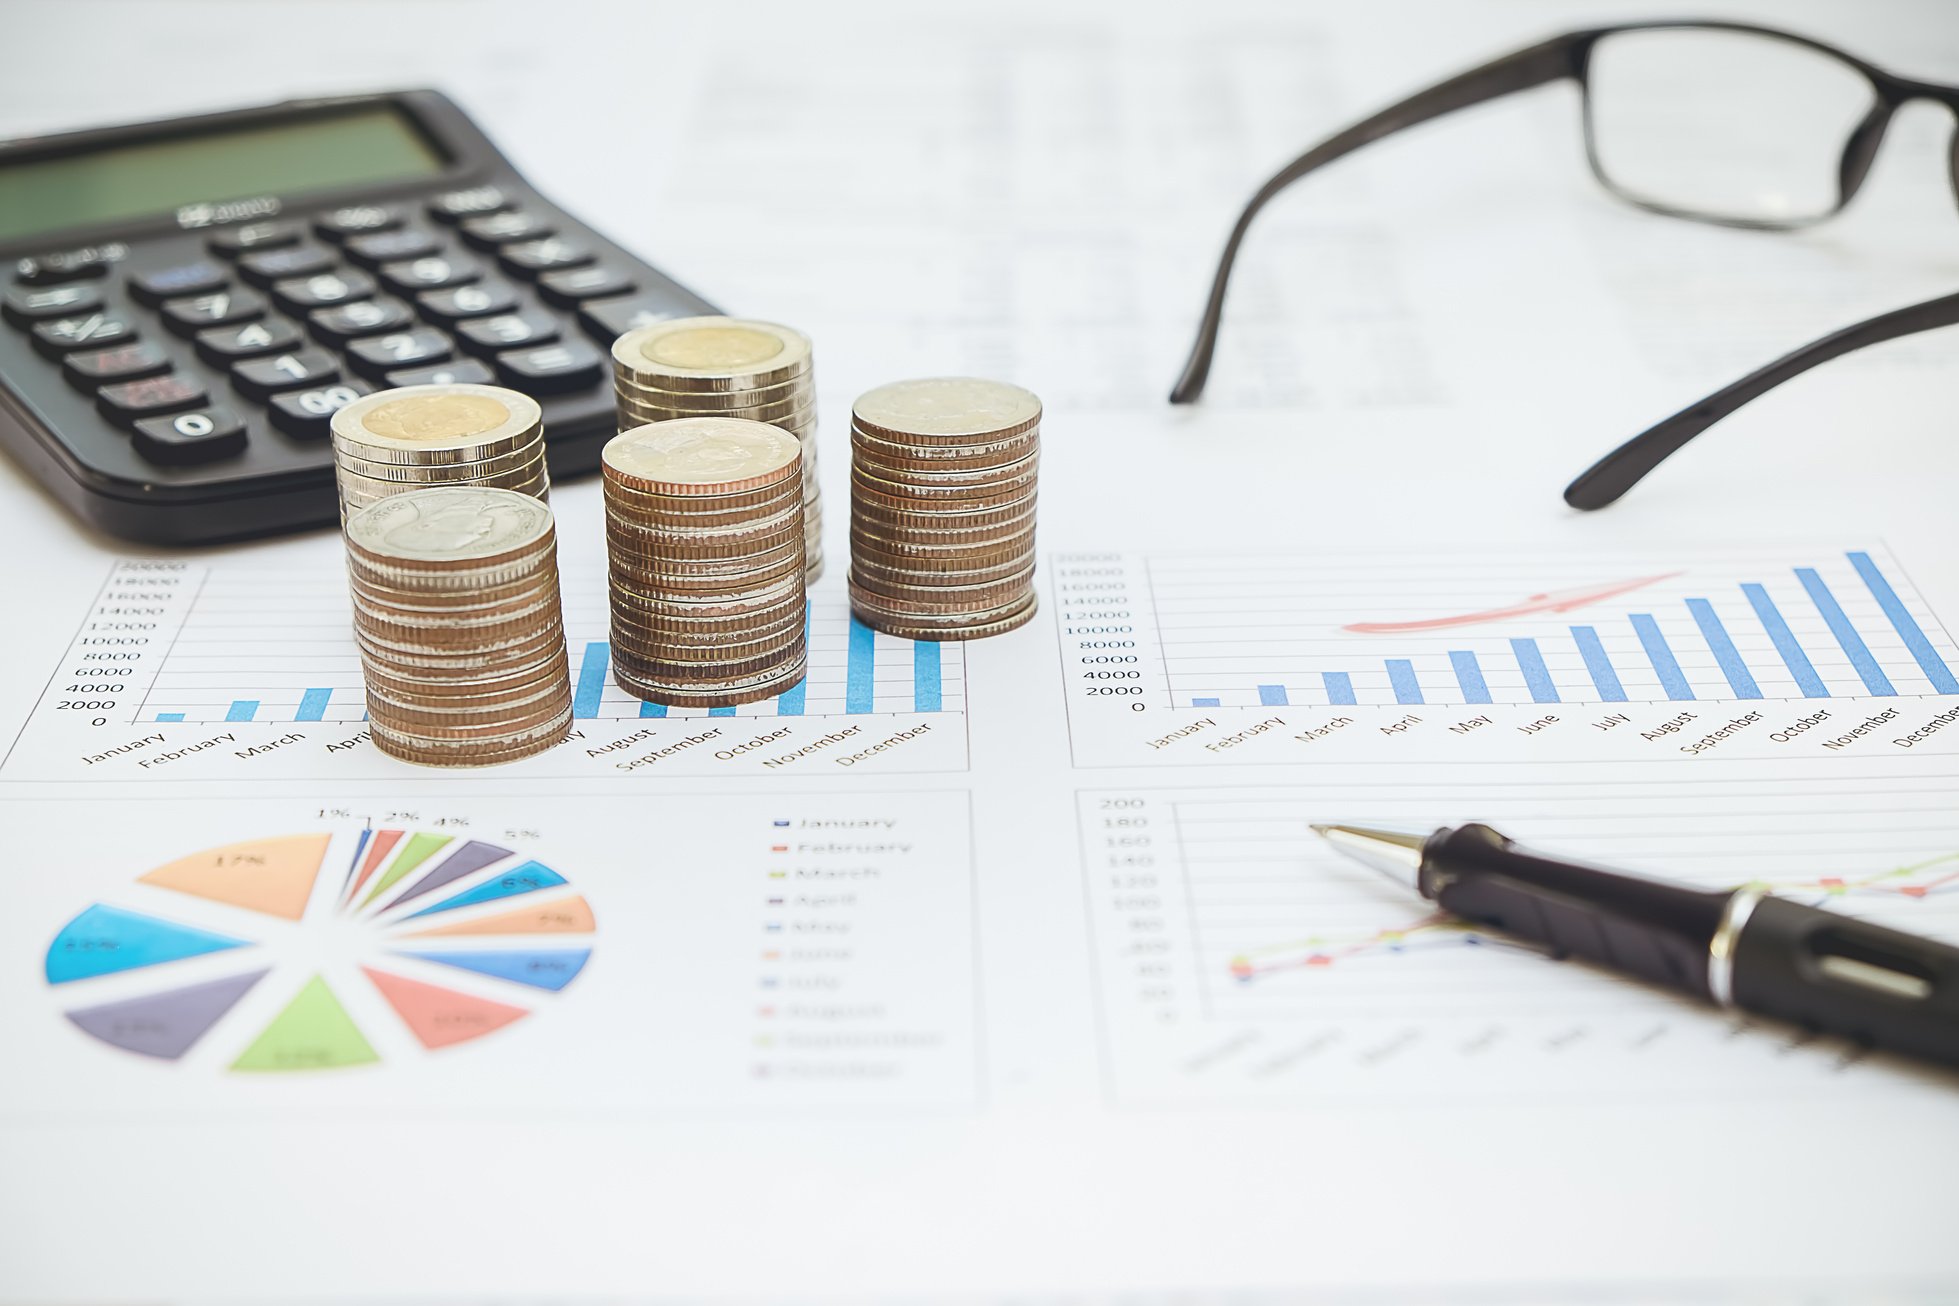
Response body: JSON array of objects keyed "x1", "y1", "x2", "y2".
[
  {"x1": 130, "y1": 261, "x2": 227, "y2": 306},
  {"x1": 578, "y1": 294, "x2": 682, "y2": 341},
  {"x1": 417, "y1": 279, "x2": 517, "y2": 325},
  {"x1": 208, "y1": 220, "x2": 303, "y2": 258},
  {"x1": 385, "y1": 359, "x2": 495, "y2": 388},
  {"x1": 315, "y1": 205, "x2": 400, "y2": 242},
  {"x1": 460, "y1": 211, "x2": 555, "y2": 249},
  {"x1": 161, "y1": 288, "x2": 267, "y2": 336},
  {"x1": 429, "y1": 186, "x2": 509, "y2": 223},
  {"x1": 495, "y1": 339, "x2": 602, "y2": 392},
  {"x1": 63, "y1": 342, "x2": 170, "y2": 392},
  {"x1": 272, "y1": 270, "x2": 376, "y2": 315},
  {"x1": 97, "y1": 374, "x2": 206, "y2": 426},
  {"x1": 499, "y1": 238, "x2": 592, "y2": 279},
  {"x1": 4, "y1": 282, "x2": 102, "y2": 326},
  {"x1": 539, "y1": 265, "x2": 636, "y2": 307},
  {"x1": 240, "y1": 245, "x2": 336, "y2": 288},
  {"x1": 132, "y1": 406, "x2": 247, "y2": 465},
  {"x1": 344, "y1": 227, "x2": 443, "y2": 270},
  {"x1": 380, "y1": 255, "x2": 481, "y2": 295},
  {"x1": 195, "y1": 317, "x2": 303, "y2": 366},
  {"x1": 309, "y1": 297, "x2": 414, "y2": 346},
  {"x1": 31, "y1": 313, "x2": 135, "y2": 358},
  {"x1": 348, "y1": 328, "x2": 453, "y2": 379},
  {"x1": 457, "y1": 310, "x2": 558, "y2": 355},
  {"x1": 232, "y1": 349, "x2": 339, "y2": 401},
  {"x1": 268, "y1": 381, "x2": 370, "y2": 439},
  {"x1": 14, "y1": 243, "x2": 125, "y2": 285}
]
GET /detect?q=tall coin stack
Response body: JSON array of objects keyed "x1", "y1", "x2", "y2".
[
  {"x1": 343, "y1": 486, "x2": 574, "y2": 767},
  {"x1": 331, "y1": 383, "x2": 550, "y2": 518},
  {"x1": 602, "y1": 418, "x2": 809, "y2": 707},
  {"x1": 609, "y1": 317, "x2": 824, "y2": 579},
  {"x1": 848, "y1": 377, "x2": 1041, "y2": 640}
]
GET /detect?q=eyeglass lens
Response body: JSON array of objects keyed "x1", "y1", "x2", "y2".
[{"x1": 1584, "y1": 28, "x2": 1880, "y2": 226}]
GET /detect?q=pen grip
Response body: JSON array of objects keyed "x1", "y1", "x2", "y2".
[
  {"x1": 1426, "y1": 824, "x2": 1727, "y2": 1000},
  {"x1": 1731, "y1": 895, "x2": 1959, "y2": 1069}
]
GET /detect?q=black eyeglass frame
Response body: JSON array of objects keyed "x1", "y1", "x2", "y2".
[{"x1": 1168, "y1": 20, "x2": 1959, "y2": 510}]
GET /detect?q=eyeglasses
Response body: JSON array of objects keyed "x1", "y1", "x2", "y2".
[{"x1": 1169, "y1": 21, "x2": 1959, "y2": 508}]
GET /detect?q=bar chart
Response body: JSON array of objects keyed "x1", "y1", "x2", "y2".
[
  {"x1": 8, "y1": 560, "x2": 969, "y2": 779},
  {"x1": 1054, "y1": 545, "x2": 1959, "y2": 767}
]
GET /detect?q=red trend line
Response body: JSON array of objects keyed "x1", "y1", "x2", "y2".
[{"x1": 1342, "y1": 573, "x2": 1684, "y2": 634}]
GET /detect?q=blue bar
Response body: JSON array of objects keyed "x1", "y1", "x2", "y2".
[
  {"x1": 573, "y1": 641, "x2": 610, "y2": 719},
  {"x1": 1448, "y1": 652, "x2": 1491, "y2": 704},
  {"x1": 1192, "y1": 697, "x2": 1221, "y2": 707},
  {"x1": 1257, "y1": 683, "x2": 1289, "y2": 706},
  {"x1": 638, "y1": 700, "x2": 668, "y2": 718},
  {"x1": 775, "y1": 678, "x2": 806, "y2": 716},
  {"x1": 156, "y1": 712, "x2": 184, "y2": 722},
  {"x1": 1742, "y1": 584, "x2": 1827, "y2": 697},
  {"x1": 708, "y1": 706, "x2": 737, "y2": 717},
  {"x1": 846, "y1": 618, "x2": 877, "y2": 714},
  {"x1": 1322, "y1": 672, "x2": 1356, "y2": 706},
  {"x1": 296, "y1": 688, "x2": 331, "y2": 721},
  {"x1": 915, "y1": 641, "x2": 943, "y2": 712},
  {"x1": 1849, "y1": 551, "x2": 1958, "y2": 693},
  {"x1": 1798, "y1": 568, "x2": 1894, "y2": 695},
  {"x1": 1686, "y1": 599, "x2": 1762, "y2": 699},
  {"x1": 1509, "y1": 638, "x2": 1560, "y2": 703},
  {"x1": 1630, "y1": 614, "x2": 1694, "y2": 701},
  {"x1": 1385, "y1": 659, "x2": 1423, "y2": 705},
  {"x1": 1570, "y1": 626, "x2": 1627, "y2": 702},
  {"x1": 225, "y1": 700, "x2": 259, "y2": 722}
]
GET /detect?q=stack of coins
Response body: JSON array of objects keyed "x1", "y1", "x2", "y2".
[
  {"x1": 848, "y1": 377, "x2": 1041, "y2": 639},
  {"x1": 603, "y1": 418, "x2": 809, "y2": 707},
  {"x1": 331, "y1": 383, "x2": 550, "y2": 518},
  {"x1": 343, "y1": 486, "x2": 574, "y2": 767},
  {"x1": 610, "y1": 317, "x2": 824, "y2": 579}
]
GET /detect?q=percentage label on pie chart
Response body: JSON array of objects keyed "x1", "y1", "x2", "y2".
[{"x1": 45, "y1": 828, "x2": 594, "y2": 1071}]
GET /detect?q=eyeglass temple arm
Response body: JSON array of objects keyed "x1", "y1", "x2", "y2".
[
  {"x1": 1169, "y1": 34, "x2": 1582, "y2": 404},
  {"x1": 1563, "y1": 289, "x2": 1959, "y2": 510}
]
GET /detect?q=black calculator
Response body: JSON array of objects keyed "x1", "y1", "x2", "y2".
[{"x1": 0, "y1": 90, "x2": 717, "y2": 544}]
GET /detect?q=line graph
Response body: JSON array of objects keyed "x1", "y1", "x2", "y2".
[{"x1": 1078, "y1": 763, "x2": 1959, "y2": 1103}]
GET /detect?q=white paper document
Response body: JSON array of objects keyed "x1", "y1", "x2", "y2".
[{"x1": 2, "y1": 1, "x2": 1957, "y2": 1301}]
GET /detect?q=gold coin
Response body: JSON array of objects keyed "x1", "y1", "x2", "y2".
[
  {"x1": 613, "y1": 317, "x2": 812, "y2": 386},
  {"x1": 333, "y1": 384, "x2": 541, "y2": 459},
  {"x1": 851, "y1": 377, "x2": 1041, "y2": 443},
  {"x1": 603, "y1": 419, "x2": 801, "y2": 496}
]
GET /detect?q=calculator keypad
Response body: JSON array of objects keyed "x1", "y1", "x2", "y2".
[
  {"x1": 131, "y1": 406, "x2": 247, "y2": 464},
  {"x1": 196, "y1": 318, "x2": 303, "y2": 366},
  {"x1": 64, "y1": 342, "x2": 170, "y2": 391},
  {"x1": 32, "y1": 314, "x2": 135, "y2": 357},
  {"x1": 232, "y1": 349, "x2": 339, "y2": 401},
  {"x1": 162, "y1": 289, "x2": 266, "y2": 335},
  {"x1": 6, "y1": 178, "x2": 713, "y2": 488}
]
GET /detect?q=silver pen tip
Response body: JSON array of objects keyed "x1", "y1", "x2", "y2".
[{"x1": 1310, "y1": 823, "x2": 1430, "y2": 891}]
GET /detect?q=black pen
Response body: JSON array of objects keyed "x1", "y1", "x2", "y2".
[{"x1": 1311, "y1": 822, "x2": 1959, "y2": 1071}]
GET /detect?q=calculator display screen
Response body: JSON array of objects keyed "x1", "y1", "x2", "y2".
[{"x1": 0, "y1": 107, "x2": 446, "y2": 244}]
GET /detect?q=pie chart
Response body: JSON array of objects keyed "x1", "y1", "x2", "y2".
[{"x1": 45, "y1": 828, "x2": 594, "y2": 1071}]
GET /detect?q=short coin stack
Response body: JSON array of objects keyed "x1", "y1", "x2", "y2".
[
  {"x1": 603, "y1": 418, "x2": 809, "y2": 707},
  {"x1": 331, "y1": 383, "x2": 550, "y2": 518},
  {"x1": 610, "y1": 317, "x2": 824, "y2": 579},
  {"x1": 848, "y1": 377, "x2": 1041, "y2": 640},
  {"x1": 343, "y1": 486, "x2": 574, "y2": 767}
]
